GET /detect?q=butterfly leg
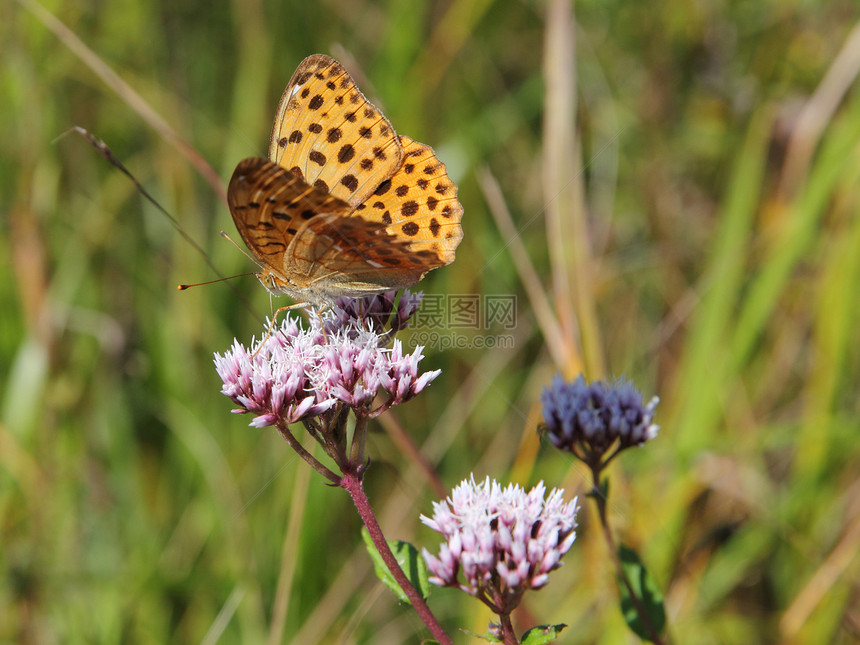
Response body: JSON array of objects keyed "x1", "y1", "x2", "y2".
[{"x1": 251, "y1": 301, "x2": 314, "y2": 357}]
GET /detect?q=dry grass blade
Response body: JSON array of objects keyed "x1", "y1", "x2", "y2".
[
  {"x1": 16, "y1": 0, "x2": 227, "y2": 204},
  {"x1": 478, "y1": 167, "x2": 574, "y2": 372},
  {"x1": 377, "y1": 411, "x2": 447, "y2": 498},
  {"x1": 542, "y1": 0, "x2": 605, "y2": 378},
  {"x1": 778, "y1": 20, "x2": 860, "y2": 199},
  {"x1": 70, "y1": 127, "x2": 206, "y2": 255},
  {"x1": 409, "y1": 0, "x2": 495, "y2": 98},
  {"x1": 779, "y1": 479, "x2": 860, "y2": 639},
  {"x1": 267, "y1": 462, "x2": 311, "y2": 645},
  {"x1": 68, "y1": 127, "x2": 260, "y2": 317}
]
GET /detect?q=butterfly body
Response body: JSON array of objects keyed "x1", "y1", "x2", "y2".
[{"x1": 228, "y1": 54, "x2": 463, "y2": 307}]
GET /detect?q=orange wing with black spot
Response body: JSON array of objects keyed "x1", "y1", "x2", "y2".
[
  {"x1": 227, "y1": 157, "x2": 352, "y2": 275},
  {"x1": 227, "y1": 55, "x2": 464, "y2": 305},
  {"x1": 268, "y1": 55, "x2": 404, "y2": 208},
  {"x1": 355, "y1": 136, "x2": 464, "y2": 270}
]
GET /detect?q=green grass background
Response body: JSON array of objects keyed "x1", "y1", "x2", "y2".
[{"x1": 2, "y1": 0, "x2": 860, "y2": 643}]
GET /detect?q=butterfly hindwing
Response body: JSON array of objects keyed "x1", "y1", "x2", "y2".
[
  {"x1": 361, "y1": 136, "x2": 464, "y2": 270},
  {"x1": 288, "y1": 211, "x2": 430, "y2": 294}
]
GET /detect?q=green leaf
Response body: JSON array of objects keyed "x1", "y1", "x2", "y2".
[
  {"x1": 521, "y1": 623, "x2": 567, "y2": 644},
  {"x1": 361, "y1": 528, "x2": 431, "y2": 605},
  {"x1": 616, "y1": 544, "x2": 666, "y2": 642}
]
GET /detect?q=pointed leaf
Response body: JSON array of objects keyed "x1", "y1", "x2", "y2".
[
  {"x1": 361, "y1": 528, "x2": 430, "y2": 605},
  {"x1": 616, "y1": 545, "x2": 666, "y2": 641},
  {"x1": 521, "y1": 623, "x2": 567, "y2": 644}
]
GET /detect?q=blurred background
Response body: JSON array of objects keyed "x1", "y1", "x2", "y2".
[{"x1": 2, "y1": 0, "x2": 859, "y2": 642}]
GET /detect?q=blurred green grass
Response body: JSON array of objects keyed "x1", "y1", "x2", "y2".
[{"x1": 2, "y1": 0, "x2": 860, "y2": 643}]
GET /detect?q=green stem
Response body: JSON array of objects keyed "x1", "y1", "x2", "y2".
[{"x1": 590, "y1": 468, "x2": 666, "y2": 645}]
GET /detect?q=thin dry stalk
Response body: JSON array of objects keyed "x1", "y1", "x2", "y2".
[
  {"x1": 779, "y1": 20, "x2": 860, "y2": 199},
  {"x1": 267, "y1": 461, "x2": 312, "y2": 645},
  {"x1": 542, "y1": 0, "x2": 605, "y2": 378},
  {"x1": 17, "y1": 0, "x2": 227, "y2": 203},
  {"x1": 478, "y1": 168, "x2": 573, "y2": 372}
]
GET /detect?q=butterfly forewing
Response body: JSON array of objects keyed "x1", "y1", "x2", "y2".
[
  {"x1": 268, "y1": 54, "x2": 404, "y2": 208},
  {"x1": 228, "y1": 157, "x2": 352, "y2": 273}
]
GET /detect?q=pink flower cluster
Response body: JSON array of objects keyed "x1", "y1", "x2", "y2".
[
  {"x1": 421, "y1": 477, "x2": 579, "y2": 611},
  {"x1": 214, "y1": 314, "x2": 440, "y2": 427}
]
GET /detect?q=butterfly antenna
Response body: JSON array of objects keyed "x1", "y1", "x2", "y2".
[
  {"x1": 177, "y1": 273, "x2": 258, "y2": 290},
  {"x1": 220, "y1": 230, "x2": 261, "y2": 265}
]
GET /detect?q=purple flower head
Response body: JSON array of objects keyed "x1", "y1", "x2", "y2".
[
  {"x1": 214, "y1": 311, "x2": 440, "y2": 427},
  {"x1": 421, "y1": 476, "x2": 579, "y2": 613},
  {"x1": 330, "y1": 289, "x2": 424, "y2": 338},
  {"x1": 540, "y1": 375, "x2": 659, "y2": 468}
]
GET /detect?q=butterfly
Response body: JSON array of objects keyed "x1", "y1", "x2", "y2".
[{"x1": 227, "y1": 54, "x2": 464, "y2": 307}]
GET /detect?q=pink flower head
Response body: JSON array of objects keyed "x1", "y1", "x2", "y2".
[
  {"x1": 421, "y1": 476, "x2": 579, "y2": 613},
  {"x1": 214, "y1": 309, "x2": 440, "y2": 427},
  {"x1": 214, "y1": 320, "x2": 337, "y2": 427}
]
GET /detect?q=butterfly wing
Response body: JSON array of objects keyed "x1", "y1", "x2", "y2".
[
  {"x1": 287, "y1": 138, "x2": 464, "y2": 299},
  {"x1": 227, "y1": 157, "x2": 352, "y2": 280},
  {"x1": 287, "y1": 212, "x2": 433, "y2": 299},
  {"x1": 230, "y1": 56, "x2": 464, "y2": 304},
  {"x1": 356, "y1": 135, "x2": 464, "y2": 270},
  {"x1": 268, "y1": 54, "x2": 404, "y2": 208}
]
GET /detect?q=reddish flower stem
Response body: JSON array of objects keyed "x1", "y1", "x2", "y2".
[
  {"x1": 339, "y1": 469, "x2": 452, "y2": 645},
  {"x1": 497, "y1": 613, "x2": 519, "y2": 644},
  {"x1": 275, "y1": 421, "x2": 339, "y2": 483}
]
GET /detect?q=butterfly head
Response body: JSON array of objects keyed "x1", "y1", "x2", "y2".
[
  {"x1": 258, "y1": 269, "x2": 301, "y2": 299},
  {"x1": 256, "y1": 267, "x2": 336, "y2": 307}
]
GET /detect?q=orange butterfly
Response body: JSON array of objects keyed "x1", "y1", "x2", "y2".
[{"x1": 227, "y1": 54, "x2": 464, "y2": 307}]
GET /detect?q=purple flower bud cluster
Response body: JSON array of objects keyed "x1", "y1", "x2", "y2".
[
  {"x1": 540, "y1": 375, "x2": 659, "y2": 463},
  {"x1": 214, "y1": 312, "x2": 440, "y2": 427},
  {"x1": 329, "y1": 290, "x2": 423, "y2": 338},
  {"x1": 421, "y1": 477, "x2": 579, "y2": 611}
]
